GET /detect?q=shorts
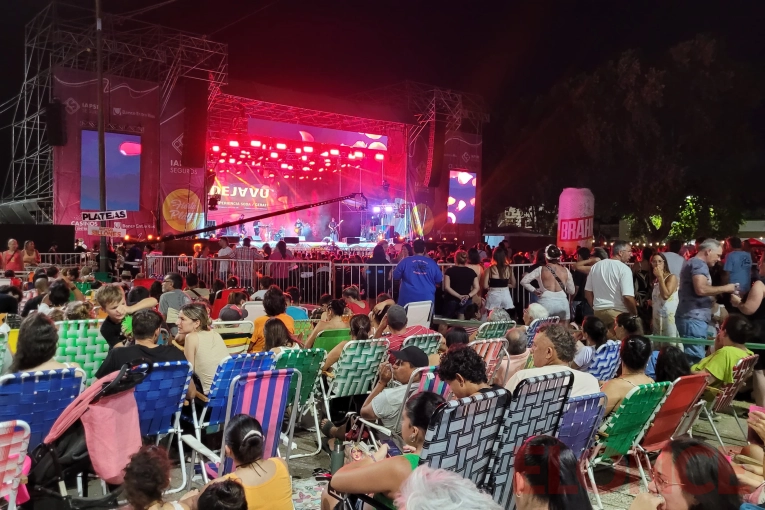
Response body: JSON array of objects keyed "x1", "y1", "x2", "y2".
[{"x1": 486, "y1": 287, "x2": 514, "y2": 311}]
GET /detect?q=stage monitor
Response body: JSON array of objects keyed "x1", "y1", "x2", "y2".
[
  {"x1": 80, "y1": 130, "x2": 142, "y2": 211},
  {"x1": 447, "y1": 170, "x2": 476, "y2": 224}
]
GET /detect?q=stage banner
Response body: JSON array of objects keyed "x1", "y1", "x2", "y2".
[
  {"x1": 52, "y1": 67, "x2": 160, "y2": 243},
  {"x1": 159, "y1": 81, "x2": 206, "y2": 235}
]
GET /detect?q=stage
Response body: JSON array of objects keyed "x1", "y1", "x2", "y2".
[{"x1": 250, "y1": 240, "x2": 379, "y2": 252}]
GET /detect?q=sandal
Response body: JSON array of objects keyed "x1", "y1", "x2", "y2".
[{"x1": 320, "y1": 419, "x2": 335, "y2": 438}]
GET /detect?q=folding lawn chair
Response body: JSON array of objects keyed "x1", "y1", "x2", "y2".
[
  {"x1": 470, "y1": 339, "x2": 509, "y2": 383},
  {"x1": 525, "y1": 317, "x2": 559, "y2": 348},
  {"x1": 702, "y1": 354, "x2": 759, "y2": 448},
  {"x1": 323, "y1": 339, "x2": 388, "y2": 420},
  {"x1": 475, "y1": 320, "x2": 516, "y2": 340},
  {"x1": 54, "y1": 319, "x2": 109, "y2": 385},
  {"x1": 557, "y1": 392, "x2": 607, "y2": 462},
  {"x1": 404, "y1": 301, "x2": 432, "y2": 328},
  {"x1": 211, "y1": 321, "x2": 255, "y2": 355},
  {"x1": 402, "y1": 333, "x2": 441, "y2": 356},
  {"x1": 586, "y1": 341, "x2": 622, "y2": 382},
  {"x1": 0, "y1": 420, "x2": 31, "y2": 510},
  {"x1": 314, "y1": 328, "x2": 351, "y2": 352}
]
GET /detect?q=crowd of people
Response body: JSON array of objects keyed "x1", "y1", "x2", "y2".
[{"x1": 2, "y1": 233, "x2": 765, "y2": 509}]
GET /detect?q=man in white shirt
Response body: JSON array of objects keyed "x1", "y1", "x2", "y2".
[
  {"x1": 505, "y1": 324, "x2": 600, "y2": 398},
  {"x1": 584, "y1": 240, "x2": 637, "y2": 332},
  {"x1": 216, "y1": 238, "x2": 235, "y2": 279},
  {"x1": 663, "y1": 239, "x2": 686, "y2": 280}
]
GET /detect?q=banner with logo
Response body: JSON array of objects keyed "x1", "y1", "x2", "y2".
[
  {"x1": 158, "y1": 81, "x2": 206, "y2": 235},
  {"x1": 52, "y1": 67, "x2": 160, "y2": 243}
]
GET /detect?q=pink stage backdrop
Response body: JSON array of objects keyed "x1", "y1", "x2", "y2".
[
  {"x1": 159, "y1": 81, "x2": 206, "y2": 236},
  {"x1": 52, "y1": 68, "x2": 160, "y2": 244}
]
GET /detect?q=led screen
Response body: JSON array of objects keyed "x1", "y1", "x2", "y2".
[
  {"x1": 80, "y1": 130, "x2": 142, "y2": 211},
  {"x1": 447, "y1": 170, "x2": 476, "y2": 224}
]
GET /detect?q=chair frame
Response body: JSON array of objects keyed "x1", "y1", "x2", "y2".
[
  {"x1": 0, "y1": 420, "x2": 31, "y2": 510},
  {"x1": 403, "y1": 301, "x2": 433, "y2": 328},
  {"x1": 702, "y1": 354, "x2": 759, "y2": 448},
  {"x1": 133, "y1": 361, "x2": 192, "y2": 493}
]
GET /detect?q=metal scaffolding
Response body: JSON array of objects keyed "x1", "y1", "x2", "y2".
[{"x1": 0, "y1": 1, "x2": 228, "y2": 223}]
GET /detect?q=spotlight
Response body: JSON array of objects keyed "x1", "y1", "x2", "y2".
[
  {"x1": 124, "y1": 235, "x2": 130, "y2": 241},
  {"x1": 295, "y1": 148, "x2": 302, "y2": 154},
  {"x1": 303, "y1": 166, "x2": 310, "y2": 171},
  {"x1": 373, "y1": 206, "x2": 381, "y2": 213},
  {"x1": 348, "y1": 153, "x2": 356, "y2": 160},
  {"x1": 147, "y1": 235, "x2": 154, "y2": 241},
  {"x1": 325, "y1": 162, "x2": 331, "y2": 166},
  {"x1": 375, "y1": 153, "x2": 384, "y2": 161},
  {"x1": 354, "y1": 150, "x2": 364, "y2": 158},
  {"x1": 281, "y1": 163, "x2": 289, "y2": 169},
  {"x1": 212, "y1": 145, "x2": 220, "y2": 152},
  {"x1": 218, "y1": 158, "x2": 225, "y2": 163},
  {"x1": 303, "y1": 146, "x2": 314, "y2": 153},
  {"x1": 385, "y1": 206, "x2": 394, "y2": 213},
  {"x1": 229, "y1": 141, "x2": 239, "y2": 147},
  {"x1": 270, "y1": 152, "x2": 279, "y2": 158},
  {"x1": 309, "y1": 161, "x2": 315, "y2": 165},
  {"x1": 228, "y1": 158, "x2": 235, "y2": 163},
  {"x1": 276, "y1": 143, "x2": 287, "y2": 150},
  {"x1": 250, "y1": 140, "x2": 261, "y2": 147},
  {"x1": 330, "y1": 149, "x2": 339, "y2": 156},
  {"x1": 301, "y1": 155, "x2": 308, "y2": 161}
]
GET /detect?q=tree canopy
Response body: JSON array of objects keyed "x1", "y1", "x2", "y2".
[{"x1": 487, "y1": 35, "x2": 763, "y2": 241}]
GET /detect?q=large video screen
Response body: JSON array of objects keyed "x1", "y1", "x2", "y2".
[
  {"x1": 80, "y1": 130, "x2": 142, "y2": 211},
  {"x1": 447, "y1": 170, "x2": 476, "y2": 224}
]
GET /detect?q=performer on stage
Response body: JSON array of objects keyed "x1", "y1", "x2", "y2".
[
  {"x1": 328, "y1": 217, "x2": 343, "y2": 243},
  {"x1": 294, "y1": 218, "x2": 303, "y2": 237}
]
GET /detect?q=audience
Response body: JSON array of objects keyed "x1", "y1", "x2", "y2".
[
  {"x1": 653, "y1": 345, "x2": 691, "y2": 383},
  {"x1": 9, "y1": 313, "x2": 80, "y2": 373},
  {"x1": 323, "y1": 314, "x2": 371, "y2": 371},
  {"x1": 493, "y1": 326, "x2": 531, "y2": 385},
  {"x1": 584, "y1": 240, "x2": 637, "y2": 332},
  {"x1": 514, "y1": 436, "x2": 593, "y2": 510},
  {"x1": 123, "y1": 445, "x2": 190, "y2": 510},
  {"x1": 20, "y1": 277, "x2": 49, "y2": 317},
  {"x1": 437, "y1": 345, "x2": 498, "y2": 398},
  {"x1": 322, "y1": 392, "x2": 446, "y2": 510},
  {"x1": 64, "y1": 300, "x2": 94, "y2": 320},
  {"x1": 431, "y1": 326, "x2": 470, "y2": 365},
  {"x1": 160, "y1": 272, "x2": 192, "y2": 334},
  {"x1": 264, "y1": 317, "x2": 300, "y2": 359},
  {"x1": 250, "y1": 276, "x2": 273, "y2": 301},
  {"x1": 95, "y1": 309, "x2": 186, "y2": 379},
  {"x1": 304, "y1": 299, "x2": 347, "y2": 348},
  {"x1": 571, "y1": 315, "x2": 612, "y2": 370},
  {"x1": 178, "y1": 303, "x2": 229, "y2": 395},
  {"x1": 342, "y1": 285, "x2": 368, "y2": 315},
  {"x1": 250, "y1": 287, "x2": 295, "y2": 352},
  {"x1": 284, "y1": 286, "x2": 310, "y2": 320},
  {"x1": 373, "y1": 304, "x2": 440, "y2": 353},
  {"x1": 394, "y1": 465, "x2": 502, "y2": 510},
  {"x1": 692, "y1": 314, "x2": 755, "y2": 386},
  {"x1": 95, "y1": 284, "x2": 157, "y2": 348},
  {"x1": 392, "y1": 238, "x2": 443, "y2": 308},
  {"x1": 506, "y1": 324, "x2": 600, "y2": 397},
  {"x1": 601, "y1": 335, "x2": 654, "y2": 417},
  {"x1": 193, "y1": 479, "x2": 248, "y2": 510}
]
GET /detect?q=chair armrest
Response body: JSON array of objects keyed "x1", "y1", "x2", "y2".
[
  {"x1": 356, "y1": 417, "x2": 393, "y2": 438},
  {"x1": 182, "y1": 434, "x2": 221, "y2": 464}
]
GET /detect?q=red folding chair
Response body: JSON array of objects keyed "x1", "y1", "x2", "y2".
[{"x1": 211, "y1": 288, "x2": 245, "y2": 319}]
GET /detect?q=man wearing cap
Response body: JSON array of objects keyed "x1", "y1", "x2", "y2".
[
  {"x1": 392, "y1": 238, "x2": 442, "y2": 307},
  {"x1": 218, "y1": 304, "x2": 248, "y2": 322},
  {"x1": 374, "y1": 304, "x2": 440, "y2": 353}
]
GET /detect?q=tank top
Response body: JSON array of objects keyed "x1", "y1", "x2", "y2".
[
  {"x1": 488, "y1": 266, "x2": 511, "y2": 288},
  {"x1": 192, "y1": 331, "x2": 230, "y2": 394},
  {"x1": 373, "y1": 453, "x2": 420, "y2": 509},
  {"x1": 223, "y1": 459, "x2": 293, "y2": 510}
]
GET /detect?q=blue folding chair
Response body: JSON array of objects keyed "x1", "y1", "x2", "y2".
[
  {"x1": 187, "y1": 352, "x2": 275, "y2": 440},
  {"x1": 525, "y1": 317, "x2": 560, "y2": 348},
  {"x1": 557, "y1": 392, "x2": 607, "y2": 461},
  {"x1": 587, "y1": 341, "x2": 622, "y2": 382},
  {"x1": 133, "y1": 361, "x2": 192, "y2": 493},
  {"x1": 0, "y1": 368, "x2": 85, "y2": 448}
]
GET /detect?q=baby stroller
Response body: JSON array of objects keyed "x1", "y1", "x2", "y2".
[{"x1": 25, "y1": 363, "x2": 150, "y2": 509}]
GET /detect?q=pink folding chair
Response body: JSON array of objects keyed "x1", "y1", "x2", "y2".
[
  {"x1": 470, "y1": 339, "x2": 508, "y2": 382},
  {"x1": 703, "y1": 354, "x2": 759, "y2": 448},
  {"x1": 0, "y1": 420, "x2": 31, "y2": 510}
]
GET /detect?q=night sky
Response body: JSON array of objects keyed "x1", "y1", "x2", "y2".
[{"x1": 1, "y1": 0, "x2": 764, "y2": 186}]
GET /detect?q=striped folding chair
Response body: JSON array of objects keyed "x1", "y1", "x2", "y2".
[
  {"x1": 314, "y1": 328, "x2": 351, "y2": 352},
  {"x1": 470, "y1": 339, "x2": 509, "y2": 383},
  {"x1": 0, "y1": 420, "x2": 31, "y2": 510},
  {"x1": 402, "y1": 333, "x2": 442, "y2": 356},
  {"x1": 54, "y1": 319, "x2": 109, "y2": 385},
  {"x1": 586, "y1": 341, "x2": 622, "y2": 382},
  {"x1": 475, "y1": 320, "x2": 516, "y2": 340},
  {"x1": 275, "y1": 348, "x2": 327, "y2": 458},
  {"x1": 525, "y1": 317, "x2": 560, "y2": 348},
  {"x1": 0, "y1": 368, "x2": 85, "y2": 448},
  {"x1": 187, "y1": 352, "x2": 275, "y2": 441},
  {"x1": 182, "y1": 369, "x2": 300, "y2": 484},
  {"x1": 703, "y1": 354, "x2": 759, "y2": 448},
  {"x1": 133, "y1": 361, "x2": 192, "y2": 493},
  {"x1": 323, "y1": 339, "x2": 389, "y2": 419},
  {"x1": 557, "y1": 392, "x2": 607, "y2": 461},
  {"x1": 211, "y1": 321, "x2": 255, "y2": 355}
]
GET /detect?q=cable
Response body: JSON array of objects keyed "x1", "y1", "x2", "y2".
[
  {"x1": 121, "y1": 0, "x2": 180, "y2": 18},
  {"x1": 209, "y1": 0, "x2": 283, "y2": 36}
]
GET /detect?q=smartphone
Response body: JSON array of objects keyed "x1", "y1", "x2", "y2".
[{"x1": 379, "y1": 439, "x2": 403, "y2": 457}]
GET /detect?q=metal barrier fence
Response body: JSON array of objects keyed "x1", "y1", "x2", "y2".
[{"x1": 38, "y1": 252, "x2": 92, "y2": 269}]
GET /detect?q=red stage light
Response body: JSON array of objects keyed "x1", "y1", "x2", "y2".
[
  {"x1": 212, "y1": 145, "x2": 220, "y2": 152},
  {"x1": 348, "y1": 153, "x2": 355, "y2": 160},
  {"x1": 288, "y1": 165, "x2": 293, "y2": 170},
  {"x1": 303, "y1": 146, "x2": 314, "y2": 153},
  {"x1": 301, "y1": 155, "x2": 308, "y2": 161},
  {"x1": 218, "y1": 158, "x2": 225, "y2": 163},
  {"x1": 221, "y1": 152, "x2": 227, "y2": 156},
  {"x1": 268, "y1": 173, "x2": 275, "y2": 178},
  {"x1": 276, "y1": 143, "x2": 287, "y2": 150},
  {"x1": 237, "y1": 160, "x2": 243, "y2": 165},
  {"x1": 229, "y1": 141, "x2": 239, "y2": 147},
  {"x1": 325, "y1": 159, "x2": 331, "y2": 163},
  {"x1": 325, "y1": 162, "x2": 331, "y2": 166},
  {"x1": 270, "y1": 152, "x2": 278, "y2": 158},
  {"x1": 309, "y1": 161, "x2": 315, "y2": 165},
  {"x1": 281, "y1": 163, "x2": 289, "y2": 169},
  {"x1": 124, "y1": 235, "x2": 130, "y2": 241},
  {"x1": 375, "y1": 153, "x2": 384, "y2": 161},
  {"x1": 330, "y1": 149, "x2": 339, "y2": 156},
  {"x1": 318, "y1": 168, "x2": 324, "y2": 172},
  {"x1": 295, "y1": 148, "x2": 302, "y2": 154},
  {"x1": 320, "y1": 151, "x2": 329, "y2": 157},
  {"x1": 302, "y1": 166, "x2": 310, "y2": 171},
  {"x1": 299, "y1": 176, "x2": 304, "y2": 180},
  {"x1": 250, "y1": 140, "x2": 261, "y2": 147},
  {"x1": 147, "y1": 234, "x2": 154, "y2": 240},
  {"x1": 354, "y1": 151, "x2": 364, "y2": 158},
  {"x1": 228, "y1": 158, "x2": 235, "y2": 163},
  {"x1": 313, "y1": 177, "x2": 318, "y2": 181}
]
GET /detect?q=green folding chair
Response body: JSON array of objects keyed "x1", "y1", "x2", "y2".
[
  {"x1": 586, "y1": 381, "x2": 671, "y2": 509},
  {"x1": 475, "y1": 320, "x2": 516, "y2": 340},
  {"x1": 314, "y1": 328, "x2": 351, "y2": 352},
  {"x1": 323, "y1": 339, "x2": 389, "y2": 419},
  {"x1": 293, "y1": 319, "x2": 313, "y2": 339},
  {"x1": 402, "y1": 333, "x2": 442, "y2": 356},
  {"x1": 275, "y1": 348, "x2": 327, "y2": 458},
  {"x1": 54, "y1": 319, "x2": 110, "y2": 385},
  {"x1": 0, "y1": 332, "x2": 7, "y2": 370},
  {"x1": 74, "y1": 282, "x2": 92, "y2": 295}
]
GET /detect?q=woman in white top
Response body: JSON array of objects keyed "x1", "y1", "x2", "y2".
[
  {"x1": 178, "y1": 303, "x2": 229, "y2": 394},
  {"x1": 650, "y1": 252, "x2": 679, "y2": 337},
  {"x1": 520, "y1": 245, "x2": 575, "y2": 322}
]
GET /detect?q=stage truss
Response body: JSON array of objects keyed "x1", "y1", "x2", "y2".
[{"x1": 0, "y1": 1, "x2": 228, "y2": 224}]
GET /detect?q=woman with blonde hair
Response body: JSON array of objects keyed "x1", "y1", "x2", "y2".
[{"x1": 177, "y1": 303, "x2": 229, "y2": 394}]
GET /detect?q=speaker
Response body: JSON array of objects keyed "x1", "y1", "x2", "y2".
[
  {"x1": 343, "y1": 237, "x2": 361, "y2": 244},
  {"x1": 45, "y1": 100, "x2": 67, "y2": 146},
  {"x1": 181, "y1": 79, "x2": 208, "y2": 168},
  {"x1": 424, "y1": 119, "x2": 446, "y2": 187},
  {"x1": 283, "y1": 236, "x2": 300, "y2": 244}
]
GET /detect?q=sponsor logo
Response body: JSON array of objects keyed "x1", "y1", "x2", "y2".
[
  {"x1": 462, "y1": 152, "x2": 470, "y2": 163},
  {"x1": 111, "y1": 107, "x2": 155, "y2": 119},
  {"x1": 64, "y1": 97, "x2": 80, "y2": 114},
  {"x1": 172, "y1": 134, "x2": 184, "y2": 155},
  {"x1": 558, "y1": 216, "x2": 594, "y2": 242},
  {"x1": 113, "y1": 107, "x2": 122, "y2": 115}
]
